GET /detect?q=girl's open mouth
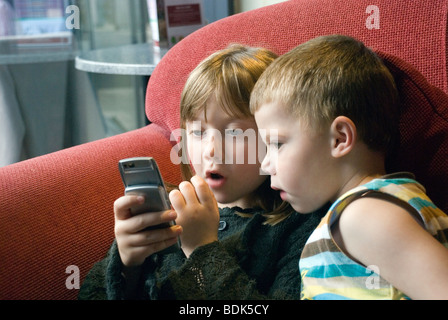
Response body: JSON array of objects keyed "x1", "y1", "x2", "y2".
[{"x1": 206, "y1": 171, "x2": 226, "y2": 189}]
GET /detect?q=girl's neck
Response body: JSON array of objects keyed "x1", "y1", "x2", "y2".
[{"x1": 218, "y1": 193, "x2": 257, "y2": 210}]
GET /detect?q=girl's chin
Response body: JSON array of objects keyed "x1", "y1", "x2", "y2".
[{"x1": 215, "y1": 193, "x2": 247, "y2": 209}]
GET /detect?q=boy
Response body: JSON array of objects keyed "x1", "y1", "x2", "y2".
[{"x1": 250, "y1": 35, "x2": 448, "y2": 300}]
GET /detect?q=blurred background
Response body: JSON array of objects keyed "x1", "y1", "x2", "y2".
[{"x1": 0, "y1": 0, "x2": 287, "y2": 167}]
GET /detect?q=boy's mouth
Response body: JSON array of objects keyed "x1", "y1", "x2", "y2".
[{"x1": 271, "y1": 185, "x2": 288, "y2": 201}]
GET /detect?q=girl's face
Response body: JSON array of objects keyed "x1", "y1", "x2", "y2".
[{"x1": 185, "y1": 95, "x2": 267, "y2": 208}]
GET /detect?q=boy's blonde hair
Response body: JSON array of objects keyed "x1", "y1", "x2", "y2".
[
  {"x1": 179, "y1": 44, "x2": 293, "y2": 225},
  {"x1": 250, "y1": 35, "x2": 399, "y2": 154}
]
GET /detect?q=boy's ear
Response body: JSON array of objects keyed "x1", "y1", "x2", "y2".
[{"x1": 330, "y1": 116, "x2": 356, "y2": 158}]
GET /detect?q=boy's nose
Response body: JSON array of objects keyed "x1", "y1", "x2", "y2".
[{"x1": 260, "y1": 149, "x2": 275, "y2": 176}]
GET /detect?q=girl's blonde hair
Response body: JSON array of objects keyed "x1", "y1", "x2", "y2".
[{"x1": 179, "y1": 44, "x2": 293, "y2": 225}]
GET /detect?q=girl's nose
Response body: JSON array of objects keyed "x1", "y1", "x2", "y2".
[{"x1": 204, "y1": 133, "x2": 223, "y2": 163}]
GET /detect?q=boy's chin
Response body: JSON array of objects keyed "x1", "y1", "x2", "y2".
[{"x1": 290, "y1": 201, "x2": 318, "y2": 214}]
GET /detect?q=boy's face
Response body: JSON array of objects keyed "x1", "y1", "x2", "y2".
[{"x1": 255, "y1": 101, "x2": 338, "y2": 213}]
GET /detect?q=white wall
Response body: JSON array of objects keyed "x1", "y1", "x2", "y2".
[{"x1": 235, "y1": 0, "x2": 288, "y2": 13}]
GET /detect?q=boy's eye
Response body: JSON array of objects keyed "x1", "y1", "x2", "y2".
[
  {"x1": 226, "y1": 128, "x2": 244, "y2": 136},
  {"x1": 270, "y1": 141, "x2": 283, "y2": 149}
]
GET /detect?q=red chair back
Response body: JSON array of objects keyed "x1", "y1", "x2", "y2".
[{"x1": 146, "y1": 0, "x2": 448, "y2": 211}]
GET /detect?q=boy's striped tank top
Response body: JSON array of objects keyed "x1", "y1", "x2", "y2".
[{"x1": 299, "y1": 173, "x2": 448, "y2": 300}]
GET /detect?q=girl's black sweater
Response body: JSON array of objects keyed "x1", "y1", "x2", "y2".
[{"x1": 78, "y1": 206, "x2": 326, "y2": 300}]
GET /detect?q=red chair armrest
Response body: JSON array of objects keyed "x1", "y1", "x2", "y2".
[{"x1": 0, "y1": 124, "x2": 180, "y2": 300}]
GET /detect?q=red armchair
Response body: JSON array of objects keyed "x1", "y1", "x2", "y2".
[{"x1": 1, "y1": 0, "x2": 447, "y2": 300}]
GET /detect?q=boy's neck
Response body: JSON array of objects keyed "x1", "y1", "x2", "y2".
[{"x1": 334, "y1": 144, "x2": 386, "y2": 201}]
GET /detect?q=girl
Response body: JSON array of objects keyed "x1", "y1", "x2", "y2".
[{"x1": 79, "y1": 45, "x2": 326, "y2": 300}]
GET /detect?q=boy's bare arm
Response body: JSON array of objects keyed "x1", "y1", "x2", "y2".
[{"x1": 335, "y1": 197, "x2": 448, "y2": 300}]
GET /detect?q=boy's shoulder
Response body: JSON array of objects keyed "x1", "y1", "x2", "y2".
[
  {"x1": 330, "y1": 172, "x2": 433, "y2": 234},
  {"x1": 330, "y1": 172, "x2": 429, "y2": 217},
  {"x1": 332, "y1": 192, "x2": 424, "y2": 266}
]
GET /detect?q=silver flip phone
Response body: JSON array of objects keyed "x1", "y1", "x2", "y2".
[{"x1": 118, "y1": 157, "x2": 180, "y2": 254}]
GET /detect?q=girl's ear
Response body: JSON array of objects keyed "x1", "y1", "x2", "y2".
[{"x1": 330, "y1": 116, "x2": 357, "y2": 158}]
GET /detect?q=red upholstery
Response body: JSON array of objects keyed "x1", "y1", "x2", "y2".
[
  {"x1": 380, "y1": 52, "x2": 448, "y2": 213},
  {"x1": 0, "y1": 0, "x2": 446, "y2": 300},
  {"x1": 0, "y1": 124, "x2": 180, "y2": 300},
  {"x1": 147, "y1": 0, "x2": 448, "y2": 136}
]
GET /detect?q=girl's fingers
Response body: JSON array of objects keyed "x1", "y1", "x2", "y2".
[
  {"x1": 172, "y1": 176, "x2": 214, "y2": 207},
  {"x1": 178, "y1": 180, "x2": 200, "y2": 204},
  {"x1": 116, "y1": 209, "x2": 177, "y2": 234},
  {"x1": 120, "y1": 236, "x2": 180, "y2": 267},
  {"x1": 114, "y1": 195, "x2": 145, "y2": 220},
  {"x1": 169, "y1": 189, "x2": 186, "y2": 211},
  {"x1": 123, "y1": 224, "x2": 182, "y2": 247},
  {"x1": 190, "y1": 175, "x2": 215, "y2": 205}
]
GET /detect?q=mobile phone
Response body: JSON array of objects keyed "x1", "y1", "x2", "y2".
[{"x1": 119, "y1": 157, "x2": 180, "y2": 254}]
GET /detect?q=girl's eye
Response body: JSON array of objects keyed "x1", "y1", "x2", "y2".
[
  {"x1": 190, "y1": 130, "x2": 204, "y2": 137},
  {"x1": 226, "y1": 128, "x2": 244, "y2": 136}
]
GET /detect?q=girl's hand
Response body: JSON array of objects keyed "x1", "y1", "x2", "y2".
[
  {"x1": 169, "y1": 175, "x2": 220, "y2": 257},
  {"x1": 114, "y1": 195, "x2": 182, "y2": 267}
]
